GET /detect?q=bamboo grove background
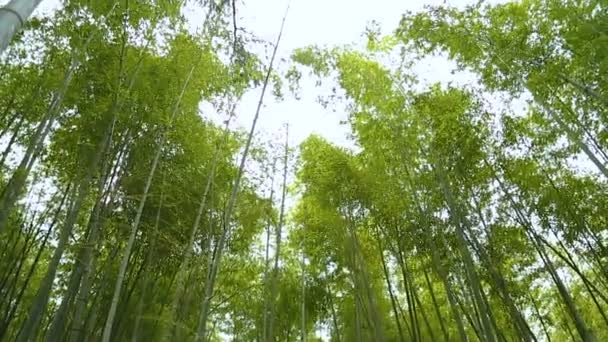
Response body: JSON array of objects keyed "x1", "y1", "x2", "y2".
[{"x1": 0, "y1": 0, "x2": 607, "y2": 341}]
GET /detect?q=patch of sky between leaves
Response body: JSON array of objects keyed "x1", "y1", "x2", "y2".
[{"x1": 186, "y1": 0, "x2": 520, "y2": 153}]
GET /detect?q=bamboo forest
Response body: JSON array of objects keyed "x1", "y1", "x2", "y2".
[{"x1": 0, "y1": 0, "x2": 607, "y2": 341}]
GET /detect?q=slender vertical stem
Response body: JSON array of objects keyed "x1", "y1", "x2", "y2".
[
  {"x1": 300, "y1": 244, "x2": 306, "y2": 342},
  {"x1": 195, "y1": 4, "x2": 290, "y2": 339},
  {"x1": 268, "y1": 124, "x2": 289, "y2": 341},
  {"x1": 262, "y1": 158, "x2": 277, "y2": 342},
  {"x1": 163, "y1": 108, "x2": 234, "y2": 340}
]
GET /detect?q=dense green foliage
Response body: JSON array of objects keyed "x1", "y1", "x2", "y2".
[{"x1": 0, "y1": 0, "x2": 606, "y2": 341}]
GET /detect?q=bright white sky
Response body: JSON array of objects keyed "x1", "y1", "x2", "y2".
[
  {"x1": 16, "y1": 0, "x2": 506, "y2": 149},
  {"x1": 208, "y1": 0, "x2": 511, "y2": 152},
  {"x1": 226, "y1": 0, "x2": 475, "y2": 149}
]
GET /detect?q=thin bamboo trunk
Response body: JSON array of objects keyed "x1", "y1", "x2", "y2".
[
  {"x1": 0, "y1": 115, "x2": 24, "y2": 168},
  {"x1": 45, "y1": 117, "x2": 119, "y2": 342},
  {"x1": 100, "y1": 134, "x2": 163, "y2": 341},
  {"x1": 17, "y1": 115, "x2": 115, "y2": 341},
  {"x1": 354, "y1": 291, "x2": 363, "y2": 342},
  {"x1": 468, "y1": 199, "x2": 535, "y2": 342},
  {"x1": 162, "y1": 111, "x2": 233, "y2": 340},
  {"x1": 543, "y1": 173, "x2": 608, "y2": 286},
  {"x1": 455, "y1": 294, "x2": 482, "y2": 342},
  {"x1": 0, "y1": 218, "x2": 39, "y2": 315},
  {"x1": 554, "y1": 237, "x2": 608, "y2": 306},
  {"x1": 541, "y1": 236, "x2": 608, "y2": 325},
  {"x1": 557, "y1": 96, "x2": 608, "y2": 162},
  {"x1": 195, "y1": 5, "x2": 289, "y2": 339},
  {"x1": 547, "y1": 107, "x2": 608, "y2": 179},
  {"x1": 348, "y1": 222, "x2": 385, "y2": 342},
  {"x1": 300, "y1": 240, "x2": 306, "y2": 342},
  {"x1": 262, "y1": 160, "x2": 277, "y2": 342},
  {"x1": 131, "y1": 183, "x2": 165, "y2": 342},
  {"x1": 559, "y1": 73, "x2": 608, "y2": 106},
  {"x1": 394, "y1": 245, "x2": 419, "y2": 341},
  {"x1": 434, "y1": 165, "x2": 496, "y2": 342},
  {"x1": 413, "y1": 286, "x2": 436, "y2": 341},
  {"x1": 101, "y1": 51, "x2": 199, "y2": 342},
  {"x1": 471, "y1": 29, "x2": 608, "y2": 179},
  {"x1": 0, "y1": 113, "x2": 53, "y2": 232},
  {"x1": 262, "y1": 156, "x2": 278, "y2": 341},
  {"x1": 113, "y1": 256, "x2": 148, "y2": 340},
  {"x1": 398, "y1": 157, "x2": 468, "y2": 342},
  {"x1": 493, "y1": 168, "x2": 596, "y2": 342},
  {"x1": 69, "y1": 146, "x2": 130, "y2": 342},
  {"x1": 268, "y1": 124, "x2": 289, "y2": 341},
  {"x1": 0, "y1": 2, "x2": 119, "y2": 233},
  {"x1": 0, "y1": 102, "x2": 19, "y2": 140},
  {"x1": 14, "y1": 185, "x2": 77, "y2": 341},
  {"x1": 0, "y1": 218, "x2": 32, "y2": 307},
  {"x1": 423, "y1": 268, "x2": 450, "y2": 341},
  {"x1": 528, "y1": 294, "x2": 551, "y2": 342},
  {"x1": 479, "y1": 287, "x2": 506, "y2": 342},
  {"x1": 375, "y1": 229, "x2": 405, "y2": 342},
  {"x1": 327, "y1": 283, "x2": 341, "y2": 342},
  {"x1": 61, "y1": 44, "x2": 146, "y2": 337},
  {"x1": 0, "y1": 185, "x2": 70, "y2": 340}
]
